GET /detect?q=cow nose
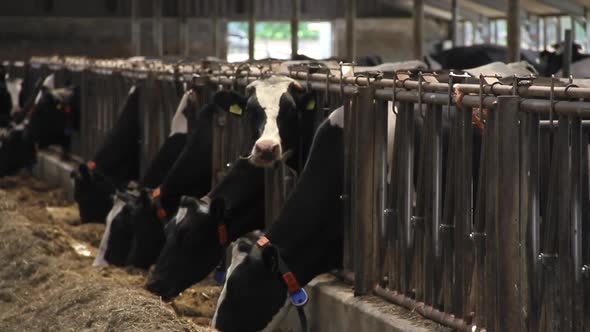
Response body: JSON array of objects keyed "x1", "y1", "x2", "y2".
[{"x1": 254, "y1": 140, "x2": 281, "y2": 162}]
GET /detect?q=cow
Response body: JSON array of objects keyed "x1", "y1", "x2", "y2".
[
  {"x1": 102, "y1": 75, "x2": 320, "y2": 271},
  {"x1": 428, "y1": 44, "x2": 541, "y2": 73},
  {"x1": 71, "y1": 85, "x2": 141, "y2": 223},
  {"x1": 212, "y1": 106, "x2": 348, "y2": 332},
  {"x1": 0, "y1": 65, "x2": 12, "y2": 127},
  {"x1": 93, "y1": 89, "x2": 192, "y2": 266},
  {"x1": 540, "y1": 42, "x2": 590, "y2": 77},
  {"x1": 145, "y1": 158, "x2": 265, "y2": 299},
  {"x1": 0, "y1": 74, "x2": 78, "y2": 177}
]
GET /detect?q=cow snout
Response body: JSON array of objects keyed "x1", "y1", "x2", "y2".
[{"x1": 252, "y1": 139, "x2": 281, "y2": 165}]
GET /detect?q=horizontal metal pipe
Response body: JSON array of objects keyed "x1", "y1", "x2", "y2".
[{"x1": 374, "y1": 287, "x2": 481, "y2": 332}]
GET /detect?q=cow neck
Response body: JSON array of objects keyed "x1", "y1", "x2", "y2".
[
  {"x1": 91, "y1": 86, "x2": 140, "y2": 182},
  {"x1": 157, "y1": 103, "x2": 216, "y2": 213},
  {"x1": 265, "y1": 120, "x2": 344, "y2": 285}
]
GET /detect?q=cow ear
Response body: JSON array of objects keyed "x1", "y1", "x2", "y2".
[
  {"x1": 210, "y1": 198, "x2": 225, "y2": 221},
  {"x1": 287, "y1": 81, "x2": 305, "y2": 98},
  {"x1": 213, "y1": 90, "x2": 247, "y2": 116},
  {"x1": 261, "y1": 245, "x2": 280, "y2": 273}
]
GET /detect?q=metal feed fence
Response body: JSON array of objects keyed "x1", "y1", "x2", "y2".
[{"x1": 6, "y1": 58, "x2": 590, "y2": 331}]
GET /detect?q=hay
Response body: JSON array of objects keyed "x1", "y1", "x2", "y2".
[{"x1": 0, "y1": 174, "x2": 217, "y2": 332}]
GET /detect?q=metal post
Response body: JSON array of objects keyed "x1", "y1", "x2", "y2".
[
  {"x1": 413, "y1": 0, "x2": 424, "y2": 59},
  {"x1": 153, "y1": 0, "x2": 163, "y2": 57},
  {"x1": 507, "y1": 0, "x2": 521, "y2": 62},
  {"x1": 543, "y1": 17, "x2": 548, "y2": 50},
  {"x1": 352, "y1": 86, "x2": 379, "y2": 295},
  {"x1": 212, "y1": 0, "x2": 220, "y2": 58},
  {"x1": 291, "y1": 0, "x2": 300, "y2": 59},
  {"x1": 451, "y1": 0, "x2": 459, "y2": 47},
  {"x1": 563, "y1": 29, "x2": 573, "y2": 78},
  {"x1": 179, "y1": 0, "x2": 189, "y2": 56},
  {"x1": 248, "y1": 0, "x2": 256, "y2": 61},
  {"x1": 345, "y1": 0, "x2": 356, "y2": 61},
  {"x1": 495, "y1": 96, "x2": 522, "y2": 330},
  {"x1": 131, "y1": 0, "x2": 141, "y2": 55}
]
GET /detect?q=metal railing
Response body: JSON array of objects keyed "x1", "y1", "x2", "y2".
[{"x1": 6, "y1": 57, "x2": 590, "y2": 331}]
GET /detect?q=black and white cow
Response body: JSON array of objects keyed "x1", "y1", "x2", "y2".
[
  {"x1": 93, "y1": 89, "x2": 193, "y2": 266},
  {"x1": 0, "y1": 65, "x2": 12, "y2": 127},
  {"x1": 145, "y1": 158, "x2": 265, "y2": 299},
  {"x1": 143, "y1": 76, "x2": 320, "y2": 296},
  {"x1": 71, "y1": 85, "x2": 141, "y2": 223},
  {"x1": 212, "y1": 106, "x2": 349, "y2": 332},
  {"x1": 102, "y1": 75, "x2": 319, "y2": 271}
]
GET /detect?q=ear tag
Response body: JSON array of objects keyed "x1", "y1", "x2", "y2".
[
  {"x1": 64, "y1": 105, "x2": 72, "y2": 113},
  {"x1": 290, "y1": 288, "x2": 308, "y2": 307},
  {"x1": 229, "y1": 104, "x2": 243, "y2": 116},
  {"x1": 214, "y1": 269, "x2": 226, "y2": 285},
  {"x1": 87, "y1": 160, "x2": 96, "y2": 170},
  {"x1": 306, "y1": 99, "x2": 316, "y2": 111}
]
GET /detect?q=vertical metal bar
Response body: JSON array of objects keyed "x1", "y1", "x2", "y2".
[
  {"x1": 557, "y1": 116, "x2": 573, "y2": 331},
  {"x1": 291, "y1": 0, "x2": 300, "y2": 59},
  {"x1": 484, "y1": 102, "x2": 498, "y2": 331},
  {"x1": 342, "y1": 98, "x2": 354, "y2": 272},
  {"x1": 472, "y1": 116, "x2": 487, "y2": 327},
  {"x1": 131, "y1": 0, "x2": 141, "y2": 55},
  {"x1": 397, "y1": 101, "x2": 415, "y2": 296},
  {"x1": 179, "y1": 0, "x2": 189, "y2": 56},
  {"x1": 211, "y1": 0, "x2": 219, "y2": 58},
  {"x1": 353, "y1": 86, "x2": 377, "y2": 295},
  {"x1": 495, "y1": 96, "x2": 522, "y2": 331},
  {"x1": 451, "y1": 0, "x2": 459, "y2": 47},
  {"x1": 563, "y1": 29, "x2": 573, "y2": 78},
  {"x1": 413, "y1": 0, "x2": 424, "y2": 60},
  {"x1": 543, "y1": 16, "x2": 549, "y2": 50},
  {"x1": 153, "y1": 0, "x2": 163, "y2": 57},
  {"x1": 248, "y1": 0, "x2": 256, "y2": 61},
  {"x1": 413, "y1": 106, "x2": 428, "y2": 301},
  {"x1": 507, "y1": 0, "x2": 521, "y2": 63},
  {"x1": 345, "y1": 0, "x2": 356, "y2": 61},
  {"x1": 571, "y1": 118, "x2": 584, "y2": 332},
  {"x1": 388, "y1": 101, "x2": 404, "y2": 291}
]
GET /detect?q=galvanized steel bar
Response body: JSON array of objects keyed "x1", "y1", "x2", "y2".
[
  {"x1": 131, "y1": 0, "x2": 141, "y2": 55},
  {"x1": 451, "y1": 0, "x2": 459, "y2": 47},
  {"x1": 248, "y1": 0, "x2": 256, "y2": 61},
  {"x1": 153, "y1": 0, "x2": 163, "y2": 57},
  {"x1": 562, "y1": 29, "x2": 573, "y2": 78},
  {"x1": 353, "y1": 86, "x2": 378, "y2": 295},
  {"x1": 413, "y1": 0, "x2": 424, "y2": 60}
]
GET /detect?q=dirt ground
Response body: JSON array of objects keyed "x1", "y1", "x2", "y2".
[{"x1": 0, "y1": 174, "x2": 219, "y2": 332}]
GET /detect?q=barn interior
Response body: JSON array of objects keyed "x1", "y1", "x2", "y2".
[{"x1": 1, "y1": 1, "x2": 590, "y2": 332}]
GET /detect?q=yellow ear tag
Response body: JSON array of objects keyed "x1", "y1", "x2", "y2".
[
  {"x1": 306, "y1": 99, "x2": 316, "y2": 111},
  {"x1": 229, "y1": 104, "x2": 243, "y2": 116}
]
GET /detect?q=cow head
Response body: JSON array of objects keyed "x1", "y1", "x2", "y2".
[
  {"x1": 71, "y1": 163, "x2": 115, "y2": 223},
  {"x1": 28, "y1": 84, "x2": 78, "y2": 150},
  {"x1": 146, "y1": 158, "x2": 265, "y2": 299},
  {"x1": 145, "y1": 196, "x2": 224, "y2": 299},
  {"x1": 212, "y1": 236, "x2": 288, "y2": 332},
  {"x1": 102, "y1": 191, "x2": 138, "y2": 266},
  {"x1": 214, "y1": 75, "x2": 316, "y2": 168},
  {"x1": 125, "y1": 188, "x2": 167, "y2": 269}
]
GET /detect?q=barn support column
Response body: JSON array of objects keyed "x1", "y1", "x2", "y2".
[
  {"x1": 178, "y1": 0, "x2": 189, "y2": 56},
  {"x1": 507, "y1": 0, "x2": 521, "y2": 63},
  {"x1": 345, "y1": 0, "x2": 357, "y2": 61},
  {"x1": 562, "y1": 29, "x2": 573, "y2": 78},
  {"x1": 212, "y1": 0, "x2": 220, "y2": 58},
  {"x1": 451, "y1": 0, "x2": 459, "y2": 47},
  {"x1": 248, "y1": 0, "x2": 256, "y2": 61},
  {"x1": 413, "y1": 0, "x2": 424, "y2": 60},
  {"x1": 153, "y1": 0, "x2": 163, "y2": 57},
  {"x1": 131, "y1": 0, "x2": 141, "y2": 55},
  {"x1": 543, "y1": 16, "x2": 548, "y2": 50},
  {"x1": 291, "y1": 0, "x2": 300, "y2": 59}
]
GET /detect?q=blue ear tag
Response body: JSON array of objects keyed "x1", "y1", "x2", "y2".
[
  {"x1": 290, "y1": 288, "x2": 308, "y2": 307},
  {"x1": 214, "y1": 270, "x2": 226, "y2": 284}
]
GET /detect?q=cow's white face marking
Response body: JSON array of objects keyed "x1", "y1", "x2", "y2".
[
  {"x1": 170, "y1": 90, "x2": 190, "y2": 136},
  {"x1": 247, "y1": 76, "x2": 296, "y2": 152},
  {"x1": 34, "y1": 74, "x2": 55, "y2": 105},
  {"x1": 212, "y1": 243, "x2": 249, "y2": 328},
  {"x1": 93, "y1": 197, "x2": 126, "y2": 267}
]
